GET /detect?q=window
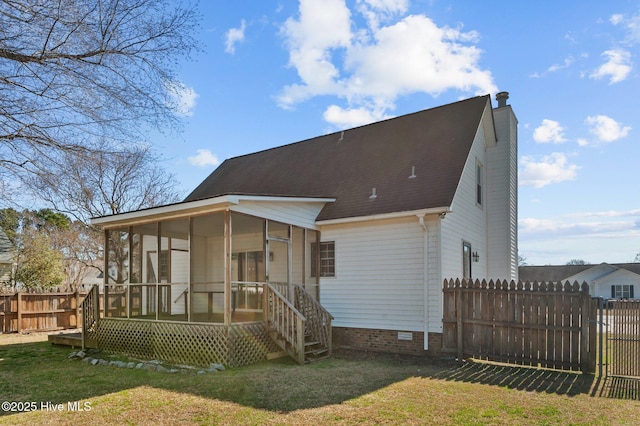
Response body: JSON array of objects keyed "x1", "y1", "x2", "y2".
[
  {"x1": 311, "y1": 242, "x2": 335, "y2": 277},
  {"x1": 611, "y1": 284, "x2": 635, "y2": 299},
  {"x1": 462, "y1": 242, "x2": 472, "y2": 280},
  {"x1": 476, "y1": 161, "x2": 483, "y2": 206},
  {"x1": 158, "y1": 250, "x2": 169, "y2": 282},
  {"x1": 232, "y1": 251, "x2": 265, "y2": 282}
]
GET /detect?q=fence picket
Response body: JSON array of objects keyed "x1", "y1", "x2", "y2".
[
  {"x1": 442, "y1": 278, "x2": 596, "y2": 373},
  {"x1": 0, "y1": 289, "x2": 102, "y2": 334}
]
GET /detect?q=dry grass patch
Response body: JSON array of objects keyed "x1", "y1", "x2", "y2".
[{"x1": 0, "y1": 333, "x2": 639, "y2": 425}]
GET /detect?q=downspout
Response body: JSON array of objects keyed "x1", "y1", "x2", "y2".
[{"x1": 417, "y1": 215, "x2": 429, "y2": 350}]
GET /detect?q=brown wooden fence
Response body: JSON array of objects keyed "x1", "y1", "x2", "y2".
[
  {"x1": 443, "y1": 278, "x2": 598, "y2": 374},
  {"x1": 0, "y1": 290, "x2": 104, "y2": 333}
]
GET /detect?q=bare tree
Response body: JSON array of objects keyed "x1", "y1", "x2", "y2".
[
  {"x1": 32, "y1": 146, "x2": 182, "y2": 221},
  {"x1": 0, "y1": 0, "x2": 199, "y2": 190},
  {"x1": 27, "y1": 146, "x2": 182, "y2": 280}
]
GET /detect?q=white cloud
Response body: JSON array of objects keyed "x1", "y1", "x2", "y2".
[
  {"x1": 165, "y1": 81, "x2": 199, "y2": 117},
  {"x1": 225, "y1": 20, "x2": 247, "y2": 54},
  {"x1": 585, "y1": 115, "x2": 631, "y2": 142},
  {"x1": 519, "y1": 153, "x2": 580, "y2": 188},
  {"x1": 610, "y1": 14, "x2": 625, "y2": 26},
  {"x1": 323, "y1": 104, "x2": 391, "y2": 128},
  {"x1": 567, "y1": 209, "x2": 640, "y2": 219},
  {"x1": 590, "y1": 49, "x2": 632, "y2": 84},
  {"x1": 610, "y1": 12, "x2": 640, "y2": 45},
  {"x1": 548, "y1": 56, "x2": 574, "y2": 73},
  {"x1": 356, "y1": 0, "x2": 408, "y2": 30},
  {"x1": 188, "y1": 149, "x2": 220, "y2": 167},
  {"x1": 519, "y1": 211, "x2": 640, "y2": 264},
  {"x1": 278, "y1": 0, "x2": 496, "y2": 127},
  {"x1": 279, "y1": 0, "x2": 352, "y2": 107},
  {"x1": 343, "y1": 16, "x2": 496, "y2": 98},
  {"x1": 520, "y1": 217, "x2": 637, "y2": 238},
  {"x1": 533, "y1": 119, "x2": 567, "y2": 144}
]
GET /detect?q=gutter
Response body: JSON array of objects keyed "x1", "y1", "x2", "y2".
[
  {"x1": 417, "y1": 214, "x2": 429, "y2": 350},
  {"x1": 316, "y1": 206, "x2": 451, "y2": 226}
]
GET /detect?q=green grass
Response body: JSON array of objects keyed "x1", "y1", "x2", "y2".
[{"x1": 0, "y1": 334, "x2": 639, "y2": 425}]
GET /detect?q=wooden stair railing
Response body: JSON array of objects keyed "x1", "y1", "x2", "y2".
[
  {"x1": 294, "y1": 285, "x2": 333, "y2": 362},
  {"x1": 264, "y1": 283, "x2": 334, "y2": 364},
  {"x1": 81, "y1": 285, "x2": 100, "y2": 350},
  {"x1": 264, "y1": 283, "x2": 306, "y2": 365}
]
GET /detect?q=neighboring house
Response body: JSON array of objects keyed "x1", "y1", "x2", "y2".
[
  {"x1": 519, "y1": 263, "x2": 640, "y2": 301},
  {"x1": 0, "y1": 228, "x2": 15, "y2": 284},
  {"x1": 91, "y1": 92, "x2": 518, "y2": 364}
]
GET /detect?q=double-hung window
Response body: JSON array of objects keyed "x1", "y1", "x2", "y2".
[
  {"x1": 311, "y1": 241, "x2": 335, "y2": 277},
  {"x1": 611, "y1": 284, "x2": 634, "y2": 299},
  {"x1": 462, "y1": 242, "x2": 472, "y2": 280},
  {"x1": 476, "y1": 160, "x2": 483, "y2": 207}
]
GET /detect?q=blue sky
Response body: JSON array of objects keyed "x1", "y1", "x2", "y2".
[{"x1": 156, "y1": 0, "x2": 640, "y2": 266}]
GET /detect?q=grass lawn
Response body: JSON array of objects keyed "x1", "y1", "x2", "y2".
[{"x1": 0, "y1": 333, "x2": 638, "y2": 425}]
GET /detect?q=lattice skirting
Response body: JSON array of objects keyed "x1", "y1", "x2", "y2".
[{"x1": 96, "y1": 318, "x2": 280, "y2": 367}]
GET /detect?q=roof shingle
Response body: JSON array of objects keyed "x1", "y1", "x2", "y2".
[{"x1": 185, "y1": 95, "x2": 491, "y2": 221}]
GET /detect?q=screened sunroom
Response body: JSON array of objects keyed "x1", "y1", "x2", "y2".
[
  {"x1": 103, "y1": 211, "x2": 320, "y2": 323},
  {"x1": 86, "y1": 195, "x2": 334, "y2": 367}
]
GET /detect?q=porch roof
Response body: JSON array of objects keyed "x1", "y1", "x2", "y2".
[
  {"x1": 91, "y1": 194, "x2": 336, "y2": 229},
  {"x1": 185, "y1": 95, "x2": 492, "y2": 222}
]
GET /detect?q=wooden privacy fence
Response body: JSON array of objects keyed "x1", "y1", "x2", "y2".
[
  {"x1": 0, "y1": 290, "x2": 104, "y2": 333},
  {"x1": 443, "y1": 278, "x2": 598, "y2": 374}
]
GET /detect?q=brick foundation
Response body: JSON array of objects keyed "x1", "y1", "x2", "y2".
[{"x1": 333, "y1": 326, "x2": 443, "y2": 357}]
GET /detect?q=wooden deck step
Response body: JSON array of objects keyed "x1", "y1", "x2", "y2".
[{"x1": 47, "y1": 332, "x2": 98, "y2": 349}]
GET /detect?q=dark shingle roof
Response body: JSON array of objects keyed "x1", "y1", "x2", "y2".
[
  {"x1": 185, "y1": 95, "x2": 491, "y2": 221},
  {"x1": 519, "y1": 264, "x2": 640, "y2": 282}
]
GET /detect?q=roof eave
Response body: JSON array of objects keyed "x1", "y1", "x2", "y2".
[
  {"x1": 315, "y1": 206, "x2": 451, "y2": 226},
  {"x1": 92, "y1": 195, "x2": 336, "y2": 229}
]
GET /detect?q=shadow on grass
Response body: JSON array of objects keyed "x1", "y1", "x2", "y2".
[
  {"x1": 592, "y1": 376, "x2": 640, "y2": 400},
  {"x1": 429, "y1": 358, "x2": 639, "y2": 401},
  {"x1": 1, "y1": 340, "x2": 638, "y2": 419},
  {"x1": 0, "y1": 343, "x2": 434, "y2": 415},
  {"x1": 429, "y1": 359, "x2": 594, "y2": 396}
]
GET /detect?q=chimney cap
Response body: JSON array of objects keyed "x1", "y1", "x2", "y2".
[{"x1": 496, "y1": 91, "x2": 509, "y2": 108}]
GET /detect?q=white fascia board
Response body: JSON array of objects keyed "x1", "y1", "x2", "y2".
[
  {"x1": 315, "y1": 207, "x2": 451, "y2": 226},
  {"x1": 91, "y1": 195, "x2": 239, "y2": 228},
  {"x1": 228, "y1": 195, "x2": 336, "y2": 204},
  {"x1": 91, "y1": 195, "x2": 336, "y2": 228}
]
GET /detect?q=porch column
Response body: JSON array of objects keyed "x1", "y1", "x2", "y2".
[
  {"x1": 103, "y1": 229, "x2": 109, "y2": 287},
  {"x1": 287, "y1": 225, "x2": 293, "y2": 298},
  {"x1": 224, "y1": 210, "x2": 232, "y2": 325}
]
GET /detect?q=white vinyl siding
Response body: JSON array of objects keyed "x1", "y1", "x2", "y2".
[
  {"x1": 319, "y1": 217, "x2": 424, "y2": 332},
  {"x1": 441, "y1": 125, "x2": 488, "y2": 282},
  {"x1": 231, "y1": 200, "x2": 327, "y2": 230},
  {"x1": 488, "y1": 106, "x2": 518, "y2": 280}
]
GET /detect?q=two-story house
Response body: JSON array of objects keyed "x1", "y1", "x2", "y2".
[{"x1": 89, "y1": 92, "x2": 518, "y2": 366}]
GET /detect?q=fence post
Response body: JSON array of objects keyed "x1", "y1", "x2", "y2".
[
  {"x1": 16, "y1": 292, "x2": 22, "y2": 333},
  {"x1": 580, "y1": 283, "x2": 595, "y2": 374},
  {"x1": 597, "y1": 297, "x2": 604, "y2": 378},
  {"x1": 456, "y1": 281, "x2": 463, "y2": 361},
  {"x1": 75, "y1": 289, "x2": 80, "y2": 329}
]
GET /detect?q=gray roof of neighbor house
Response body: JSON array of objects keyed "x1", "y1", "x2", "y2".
[
  {"x1": 519, "y1": 264, "x2": 640, "y2": 283},
  {"x1": 0, "y1": 227, "x2": 13, "y2": 264},
  {"x1": 185, "y1": 95, "x2": 492, "y2": 222}
]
